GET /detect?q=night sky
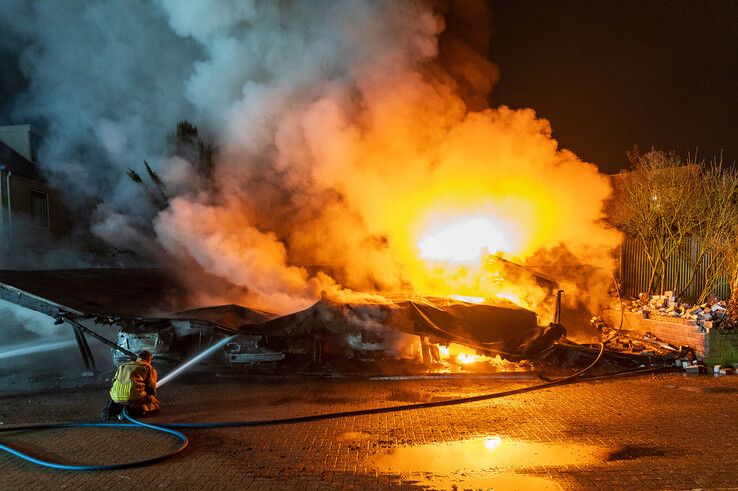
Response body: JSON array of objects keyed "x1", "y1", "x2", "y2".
[
  {"x1": 490, "y1": 0, "x2": 738, "y2": 173},
  {"x1": 2, "y1": 1, "x2": 737, "y2": 175}
]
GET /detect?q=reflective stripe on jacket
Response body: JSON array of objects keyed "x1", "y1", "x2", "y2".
[{"x1": 109, "y1": 360, "x2": 157, "y2": 403}]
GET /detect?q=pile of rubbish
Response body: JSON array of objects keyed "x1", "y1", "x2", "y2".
[
  {"x1": 590, "y1": 315, "x2": 738, "y2": 375},
  {"x1": 591, "y1": 316, "x2": 679, "y2": 357},
  {"x1": 614, "y1": 291, "x2": 736, "y2": 333}
]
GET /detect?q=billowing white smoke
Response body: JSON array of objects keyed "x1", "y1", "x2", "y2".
[
  {"x1": 2, "y1": 1, "x2": 620, "y2": 315},
  {"x1": 2, "y1": 1, "x2": 199, "y2": 209}
]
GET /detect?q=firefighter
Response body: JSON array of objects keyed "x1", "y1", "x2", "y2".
[{"x1": 101, "y1": 350, "x2": 160, "y2": 420}]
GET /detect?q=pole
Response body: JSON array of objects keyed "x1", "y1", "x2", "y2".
[
  {"x1": 60, "y1": 315, "x2": 137, "y2": 360},
  {"x1": 554, "y1": 289, "x2": 564, "y2": 326}
]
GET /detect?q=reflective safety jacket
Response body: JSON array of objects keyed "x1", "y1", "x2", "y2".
[{"x1": 109, "y1": 359, "x2": 157, "y2": 403}]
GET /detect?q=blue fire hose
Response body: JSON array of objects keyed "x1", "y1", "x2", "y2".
[{"x1": 0, "y1": 410, "x2": 188, "y2": 471}]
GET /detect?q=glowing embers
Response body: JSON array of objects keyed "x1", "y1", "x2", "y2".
[
  {"x1": 440, "y1": 344, "x2": 479, "y2": 365},
  {"x1": 418, "y1": 215, "x2": 516, "y2": 262},
  {"x1": 456, "y1": 353, "x2": 478, "y2": 364},
  {"x1": 436, "y1": 343, "x2": 517, "y2": 369}
]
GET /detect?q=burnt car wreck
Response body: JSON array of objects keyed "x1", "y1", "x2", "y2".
[{"x1": 0, "y1": 269, "x2": 571, "y2": 376}]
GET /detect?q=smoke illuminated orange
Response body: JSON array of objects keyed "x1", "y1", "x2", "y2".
[{"x1": 152, "y1": 3, "x2": 623, "y2": 318}]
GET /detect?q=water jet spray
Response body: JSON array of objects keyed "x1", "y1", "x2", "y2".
[
  {"x1": 157, "y1": 335, "x2": 235, "y2": 387},
  {"x1": 0, "y1": 339, "x2": 77, "y2": 361}
]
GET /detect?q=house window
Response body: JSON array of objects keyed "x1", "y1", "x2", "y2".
[{"x1": 30, "y1": 190, "x2": 49, "y2": 229}]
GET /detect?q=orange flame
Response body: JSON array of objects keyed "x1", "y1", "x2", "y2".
[{"x1": 436, "y1": 343, "x2": 523, "y2": 370}]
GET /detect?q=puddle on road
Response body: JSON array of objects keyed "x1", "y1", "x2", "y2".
[{"x1": 371, "y1": 437, "x2": 610, "y2": 490}]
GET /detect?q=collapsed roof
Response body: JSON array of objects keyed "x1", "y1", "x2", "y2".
[
  {"x1": 0, "y1": 269, "x2": 562, "y2": 365},
  {"x1": 242, "y1": 296, "x2": 560, "y2": 361}
]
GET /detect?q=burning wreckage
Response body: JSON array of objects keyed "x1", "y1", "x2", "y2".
[{"x1": 0, "y1": 268, "x2": 671, "y2": 376}]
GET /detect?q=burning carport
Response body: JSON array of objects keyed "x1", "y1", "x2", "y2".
[
  {"x1": 230, "y1": 295, "x2": 564, "y2": 372},
  {"x1": 0, "y1": 268, "x2": 568, "y2": 377}
]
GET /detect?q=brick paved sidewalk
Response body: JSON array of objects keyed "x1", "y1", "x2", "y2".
[{"x1": 1, "y1": 372, "x2": 737, "y2": 489}]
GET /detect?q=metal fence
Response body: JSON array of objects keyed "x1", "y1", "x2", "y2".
[{"x1": 619, "y1": 236, "x2": 730, "y2": 302}]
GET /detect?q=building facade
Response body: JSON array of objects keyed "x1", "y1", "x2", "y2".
[{"x1": 0, "y1": 124, "x2": 71, "y2": 262}]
